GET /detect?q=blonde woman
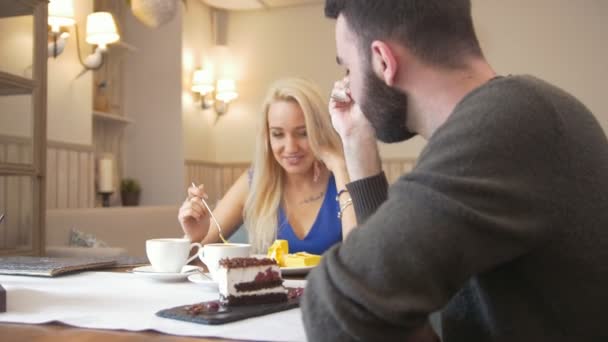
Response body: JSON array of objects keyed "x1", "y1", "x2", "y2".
[{"x1": 179, "y1": 78, "x2": 356, "y2": 254}]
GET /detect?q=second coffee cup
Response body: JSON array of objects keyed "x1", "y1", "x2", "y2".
[{"x1": 199, "y1": 243, "x2": 251, "y2": 280}]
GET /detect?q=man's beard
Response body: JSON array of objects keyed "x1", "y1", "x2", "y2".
[{"x1": 359, "y1": 66, "x2": 417, "y2": 143}]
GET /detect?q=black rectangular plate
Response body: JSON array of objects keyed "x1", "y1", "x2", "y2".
[{"x1": 156, "y1": 298, "x2": 300, "y2": 325}]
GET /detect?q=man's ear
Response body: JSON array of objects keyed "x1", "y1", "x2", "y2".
[{"x1": 370, "y1": 40, "x2": 399, "y2": 86}]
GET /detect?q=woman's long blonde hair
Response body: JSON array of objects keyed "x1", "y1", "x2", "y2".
[{"x1": 244, "y1": 78, "x2": 343, "y2": 253}]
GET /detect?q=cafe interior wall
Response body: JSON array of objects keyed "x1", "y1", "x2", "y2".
[
  {"x1": 0, "y1": 1, "x2": 93, "y2": 146},
  {"x1": 183, "y1": 0, "x2": 607, "y2": 164},
  {"x1": 182, "y1": 0, "x2": 216, "y2": 162},
  {"x1": 473, "y1": 0, "x2": 607, "y2": 133},
  {"x1": 1, "y1": 0, "x2": 603, "y2": 206},
  {"x1": 123, "y1": 2, "x2": 185, "y2": 206}
]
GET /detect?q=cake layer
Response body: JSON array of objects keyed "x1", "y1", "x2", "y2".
[
  {"x1": 221, "y1": 292, "x2": 288, "y2": 306},
  {"x1": 217, "y1": 263, "x2": 285, "y2": 298},
  {"x1": 216, "y1": 257, "x2": 288, "y2": 307},
  {"x1": 235, "y1": 279, "x2": 283, "y2": 292},
  {"x1": 219, "y1": 257, "x2": 276, "y2": 268}
]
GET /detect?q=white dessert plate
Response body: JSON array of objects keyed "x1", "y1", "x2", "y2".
[
  {"x1": 280, "y1": 265, "x2": 315, "y2": 276},
  {"x1": 131, "y1": 265, "x2": 201, "y2": 281},
  {"x1": 252, "y1": 254, "x2": 316, "y2": 276}
]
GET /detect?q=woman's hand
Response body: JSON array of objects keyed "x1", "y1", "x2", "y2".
[
  {"x1": 178, "y1": 184, "x2": 211, "y2": 243},
  {"x1": 318, "y1": 146, "x2": 346, "y2": 176}
]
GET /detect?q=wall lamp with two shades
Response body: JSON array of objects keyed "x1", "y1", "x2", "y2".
[
  {"x1": 48, "y1": 0, "x2": 120, "y2": 70},
  {"x1": 191, "y1": 68, "x2": 238, "y2": 116}
]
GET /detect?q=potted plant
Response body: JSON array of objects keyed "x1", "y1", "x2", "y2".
[{"x1": 120, "y1": 178, "x2": 141, "y2": 206}]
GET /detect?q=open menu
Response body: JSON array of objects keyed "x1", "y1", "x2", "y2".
[{"x1": 0, "y1": 256, "x2": 117, "y2": 277}]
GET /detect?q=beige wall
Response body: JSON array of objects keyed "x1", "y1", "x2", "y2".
[
  {"x1": 123, "y1": 2, "x2": 185, "y2": 205},
  {"x1": 212, "y1": 4, "x2": 423, "y2": 162},
  {"x1": 0, "y1": 16, "x2": 33, "y2": 137},
  {"x1": 182, "y1": 0, "x2": 216, "y2": 161},
  {"x1": 182, "y1": 1, "x2": 607, "y2": 163},
  {"x1": 0, "y1": 2, "x2": 92, "y2": 143},
  {"x1": 0, "y1": 15, "x2": 33, "y2": 77},
  {"x1": 46, "y1": 1, "x2": 93, "y2": 145},
  {"x1": 474, "y1": 0, "x2": 608, "y2": 131}
]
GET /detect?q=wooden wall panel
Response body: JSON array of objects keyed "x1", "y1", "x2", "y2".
[
  {"x1": 68, "y1": 150, "x2": 79, "y2": 208},
  {"x1": 383, "y1": 158, "x2": 417, "y2": 184},
  {"x1": 0, "y1": 176, "x2": 5, "y2": 249},
  {"x1": 19, "y1": 176, "x2": 32, "y2": 247},
  {"x1": 184, "y1": 159, "x2": 417, "y2": 206},
  {"x1": 6, "y1": 176, "x2": 19, "y2": 247},
  {"x1": 55, "y1": 149, "x2": 68, "y2": 209},
  {"x1": 185, "y1": 161, "x2": 250, "y2": 206},
  {"x1": 46, "y1": 141, "x2": 95, "y2": 209},
  {"x1": 46, "y1": 148, "x2": 57, "y2": 209}
]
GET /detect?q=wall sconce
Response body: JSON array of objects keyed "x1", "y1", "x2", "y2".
[
  {"x1": 47, "y1": 0, "x2": 75, "y2": 58},
  {"x1": 82, "y1": 12, "x2": 120, "y2": 70},
  {"x1": 191, "y1": 68, "x2": 238, "y2": 116},
  {"x1": 47, "y1": 1, "x2": 120, "y2": 71}
]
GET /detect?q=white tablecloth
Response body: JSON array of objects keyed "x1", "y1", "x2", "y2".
[{"x1": 0, "y1": 271, "x2": 307, "y2": 341}]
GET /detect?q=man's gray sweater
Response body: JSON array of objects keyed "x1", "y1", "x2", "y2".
[{"x1": 301, "y1": 75, "x2": 608, "y2": 341}]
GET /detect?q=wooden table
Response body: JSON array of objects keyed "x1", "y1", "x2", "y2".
[
  {"x1": 0, "y1": 323, "x2": 245, "y2": 341},
  {"x1": 0, "y1": 268, "x2": 306, "y2": 342}
]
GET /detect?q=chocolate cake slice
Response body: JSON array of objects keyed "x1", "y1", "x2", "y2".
[{"x1": 217, "y1": 257, "x2": 288, "y2": 306}]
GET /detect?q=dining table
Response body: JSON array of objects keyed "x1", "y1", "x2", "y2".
[{"x1": 0, "y1": 266, "x2": 308, "y2": 342}]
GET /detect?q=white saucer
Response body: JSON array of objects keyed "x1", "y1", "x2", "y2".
[
  {"x1": 131, "y1": 265, "x2": 202, "y2": 281},
  {"x1": 281, "y1": 265, "x2": 315, "y2": 276},
  {"x1": 187, "y1": 272, "x2": 217, "y2": 289},
  {"x1": 252, "y1": 254, "x2": 316, "y2": 275}
]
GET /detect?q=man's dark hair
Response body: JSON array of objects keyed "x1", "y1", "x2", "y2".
[{"x1": 325, "y1": 0, "x2": 483, "y2": 68}]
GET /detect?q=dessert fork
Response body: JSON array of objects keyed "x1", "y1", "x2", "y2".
[
  {"x1": 330, "y1": 89, "x2": 350, "y2": 102},
  {"x1": 191, "y1": 182, "x2": 228, "y2": 244}
]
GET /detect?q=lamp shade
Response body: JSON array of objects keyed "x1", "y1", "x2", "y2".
[
  {"x1": 215, "y1": 79, "x2": 238, "y2": 102},
  {"x1": 86, "y1": 12, "x2": 120, "y2": 49},
  {"x1": 48, "y1": 0, "x2": 75, "y2": 32},
  {"x1": 192, "y1": 69, "x2": 215, "y2": 95}
]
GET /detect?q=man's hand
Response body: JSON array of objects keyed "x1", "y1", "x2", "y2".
[
  {"x1": 329, "y1": 78, "x2": 382, "y2": 181},
  {"x1": 329, "y1": 78, "x2": 375, "y2": 142}
]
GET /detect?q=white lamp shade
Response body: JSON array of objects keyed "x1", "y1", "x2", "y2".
[
  {"x1": 48, "y1": 0, "x2": 75, "y2": 31},
  {"x1": 86, "y1": 12, "x2": 120, "y2": 48},
  {"x1": 215, "y1": 79, "x2": 238, "y2": 102},
  {"x1": 192, "y1": 69, "x2": 215, "y2": 95}
]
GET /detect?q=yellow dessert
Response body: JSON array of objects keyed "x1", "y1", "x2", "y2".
[
  {"x1": 267, "y1": 240, "x2": 321, "y2": 267},
  {"x1": 267, "y1": 239, "x2": 289, "y2": 266},
  {"x1": 283, "y1": 252, "x2": 321, "y2": 267}
]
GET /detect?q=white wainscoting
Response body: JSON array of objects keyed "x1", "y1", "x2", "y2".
[
  {"x1": 184, "y1": 160, "x2": 250, "y2": 206},
  {"x1": 46, "y1": 141, "x2": 95, "y2": 209},
  {"x1": 382, "y1": 158, "x2": 417, "y2": 184},
  {"x1": 184, "y1": 158, "x2": 417, "y2": 204}
]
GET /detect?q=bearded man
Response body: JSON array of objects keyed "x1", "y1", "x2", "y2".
[{"x1": 300, "y1": 1, "x2": 608, "y2": 341}]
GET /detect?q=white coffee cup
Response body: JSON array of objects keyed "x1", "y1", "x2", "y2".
[
  {"x1": 198, "y1": 243, "x2": 251, "y2": 280},
  {"x1": 146, "y1": 238, "x2": 202, "y2": 273}
]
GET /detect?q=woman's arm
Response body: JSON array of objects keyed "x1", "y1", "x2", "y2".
[
  {"x1": 200, "y1": 171, "x2": 250, "y2": 244},
  {"x1": 331, "y1": 162, "x2": 357, "y2": 239},
  {"x1": 179, "y1": 171, "x2": 249, "y2": 244}
]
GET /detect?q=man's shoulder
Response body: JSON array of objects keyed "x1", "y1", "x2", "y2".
[
  {"x1": 442, "y1": 74, "x2": 594, "y2": 142},
  {"x1": 457, "y1": 74, "x2": 588, "y2": 118}
]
